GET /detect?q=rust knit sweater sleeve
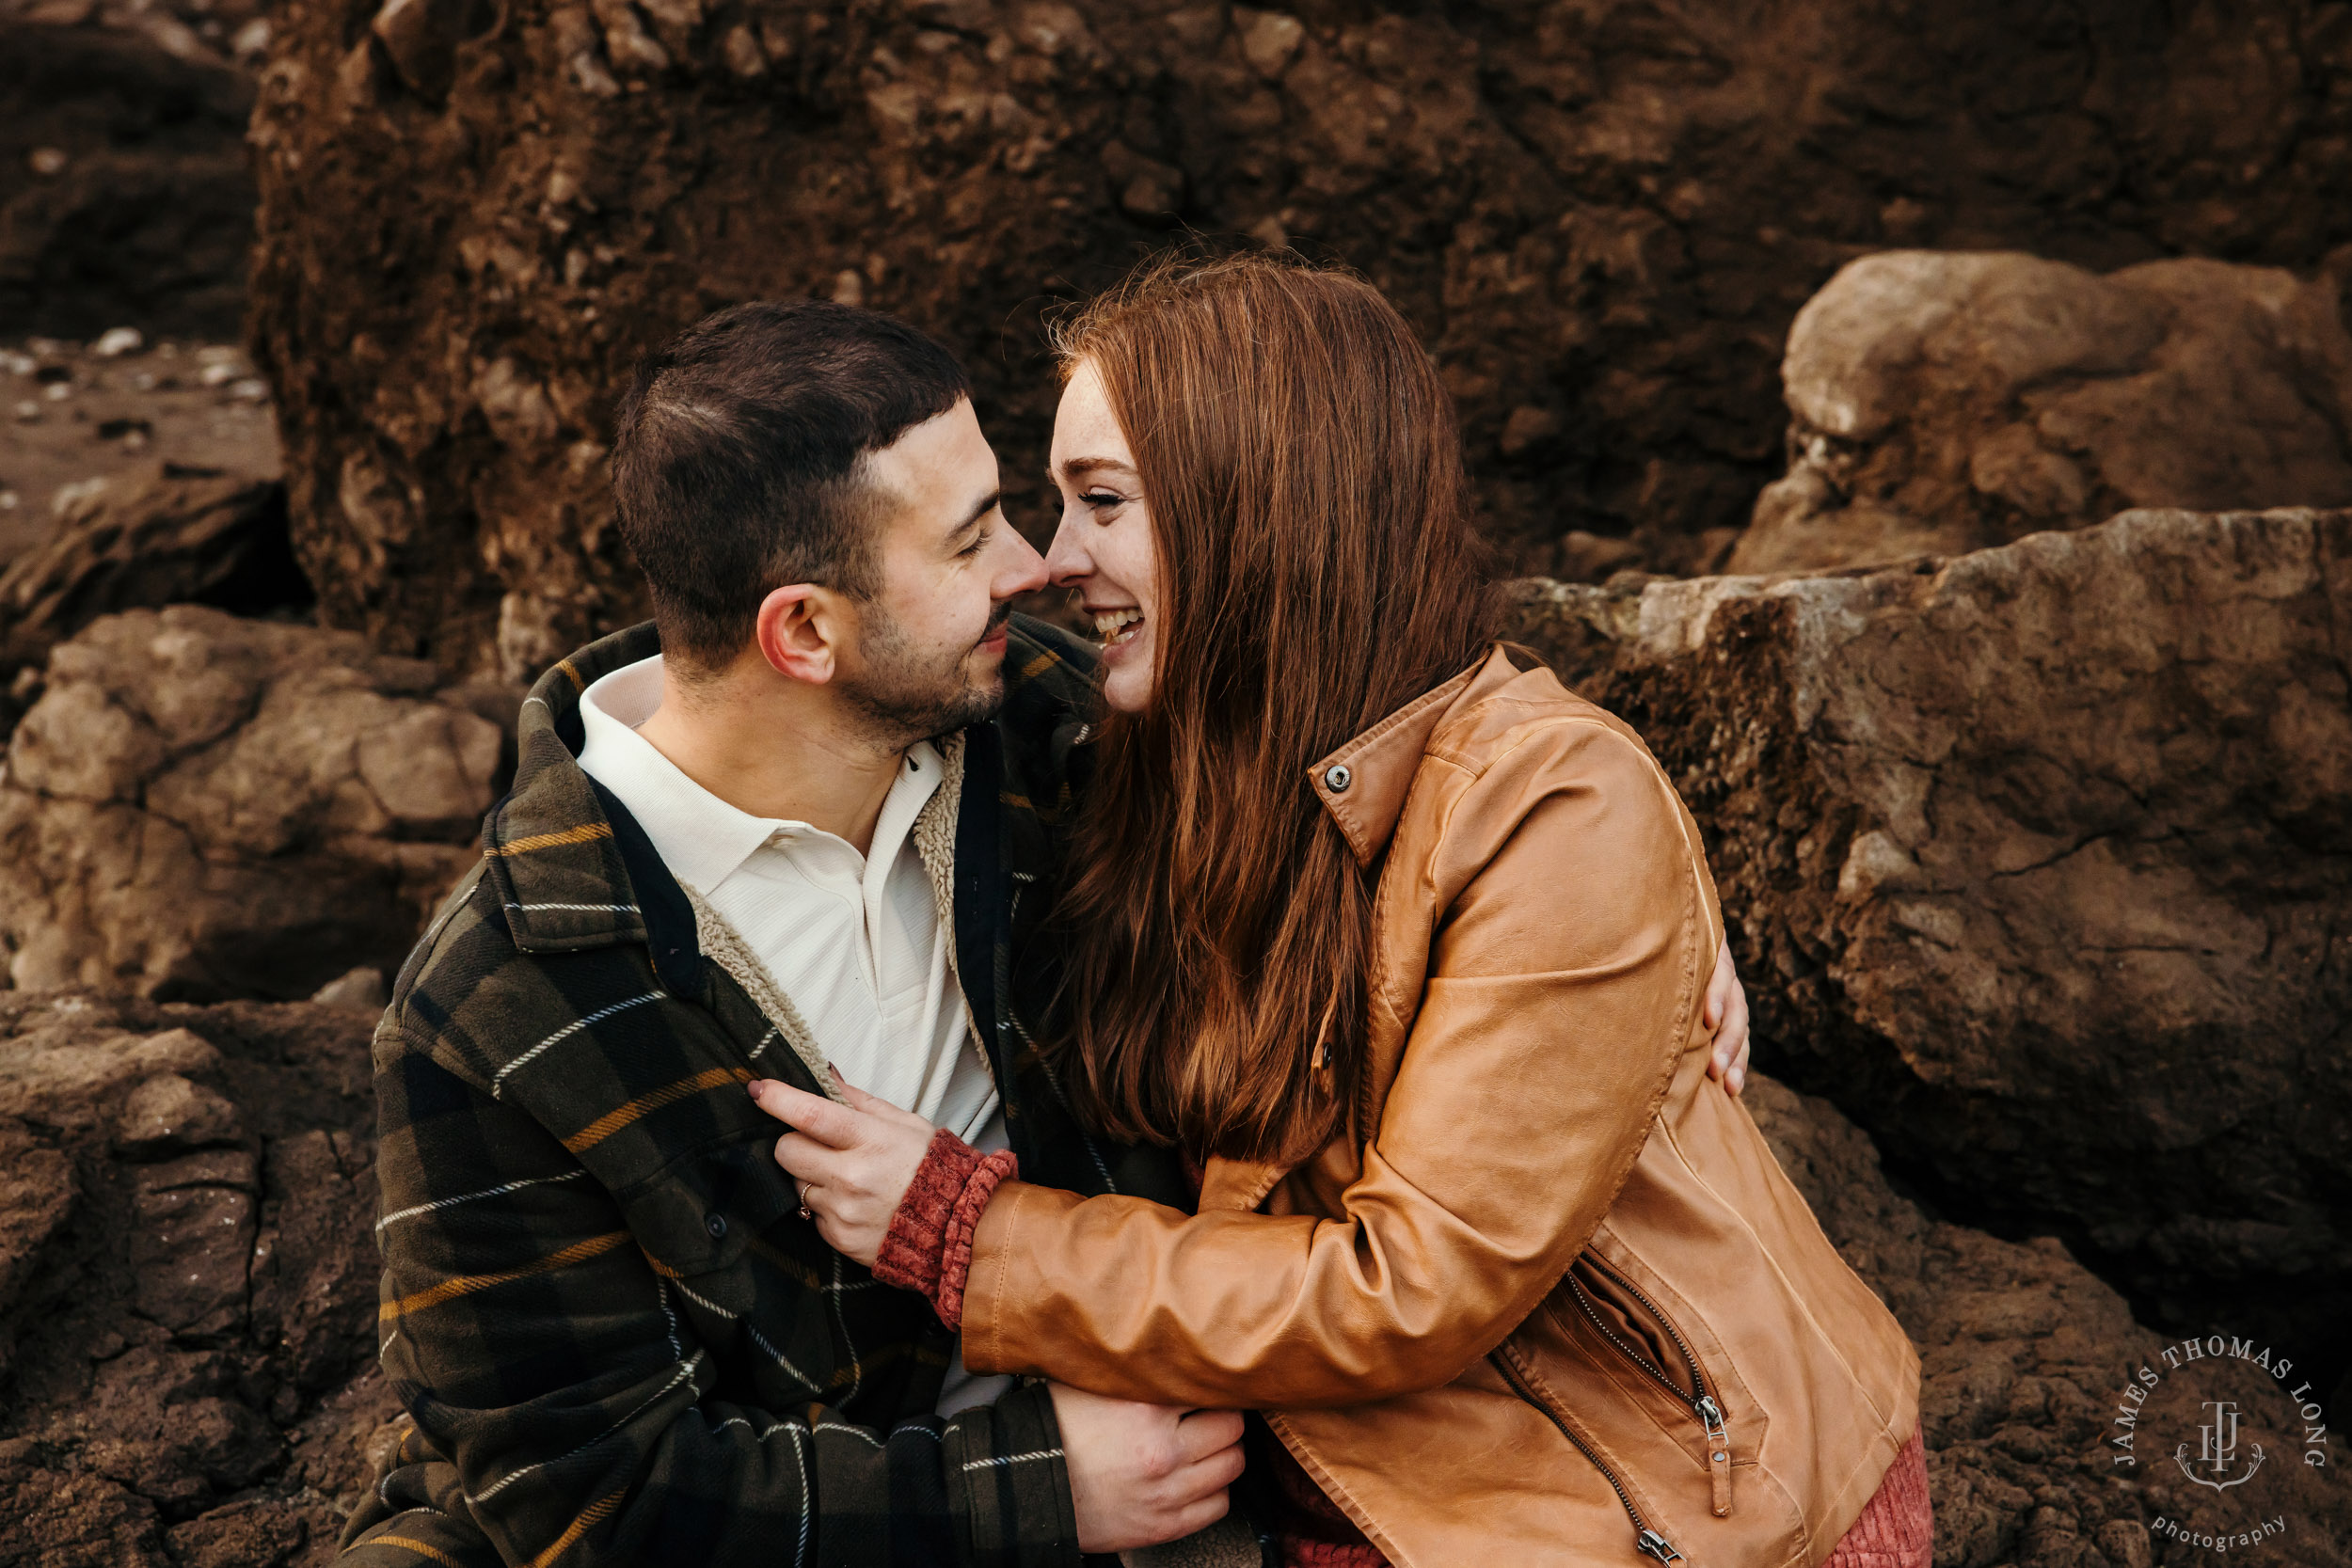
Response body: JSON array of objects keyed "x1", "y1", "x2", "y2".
[{"x1": 873, "y1": 1128, "x2": 1019, "y2": 1329}]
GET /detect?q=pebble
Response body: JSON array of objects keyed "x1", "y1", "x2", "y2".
[
  {"x1": 199, "y1": 361, "x2": 240, "y2": 388},
  {"x1": 27, "y1": 148, "x2": 68, "y2": 177},
  {"x1": 1, "y1": 352, "x2": 33, "y2": 376},
  {"x1": 11, "y1": 402, "x2": 39, "y2": 424},
  {"x1": 0, "y1": 491, "x2": 18, "y2": 512},
  {"x1": 92, "y1": 327, "x2": 144, "y2": 357},
  {"x1": 51, "y1": 477, "x2": 108, "y2": 516},
  {"x1": 42, "y1": 382, "x2": 72, "y2": 402},
  {"x1": 227, "y1": 377, "x2": 270, "y2": 403}
]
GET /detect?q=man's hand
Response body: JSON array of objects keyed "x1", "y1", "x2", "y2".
[
  {"x1": 748, "y1": 1075, "x2": 934, "y2": 1267},
  {"x1": 1050, "y1": 1384, "x2": 1246, "y2": 1553},
  {"x1": 1703, "y1": 937, "x2": 1752, "y2": 1096}
]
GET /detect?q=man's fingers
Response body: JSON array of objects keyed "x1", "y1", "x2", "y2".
[
  {"x1": 1165, "y1": 1483, "x2": 1234, "y2": 1539},
  {"x1": 1166, "y1": 1438, "x2": 1246, "y2": 1502},
  {"x1": 748, "y1": 1079, "x2": 864, "y2": 1148},
  {"x1": 1726, "y1": 981, "x2": 1752, "y2": 1094},
  {"x1": 1193, "y1": 1443, "x2": 1248, "y2": 1497},
  {"x1": 1173, "y1": 1408, "x2": 1245, "y2": 1465},
  {"x1": 1703, "y1": 940, "x2": 1734, "y2": 1030},
  {"x1": 1706, "y1": 944, "x2": 1744, "y2": 1083}
]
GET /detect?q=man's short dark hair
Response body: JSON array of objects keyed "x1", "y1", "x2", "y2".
[{"x1": 611, "y1": 300, "x2": 971, "y2": 671}]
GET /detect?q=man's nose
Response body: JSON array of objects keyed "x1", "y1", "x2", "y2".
[{"x1": 994, "y1": 526, "x2": 1049, "y2": 598}]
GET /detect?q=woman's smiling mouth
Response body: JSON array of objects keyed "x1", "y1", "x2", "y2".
[{"x1": 1092, "y1": 607, "x2": 1145, "y2": 645}]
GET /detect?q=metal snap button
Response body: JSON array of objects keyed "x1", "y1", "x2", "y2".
[
  {"x1": 1323, "y1": 764, "x2": 1353, "y2": 793},
  {"x1": 705, "y1": 1212, "x2": 727, "y2": 1240}
]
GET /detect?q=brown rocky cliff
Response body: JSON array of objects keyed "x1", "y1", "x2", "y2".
[{"x1": 246, "y1": 0, "x2": 2352, "y2": 678}]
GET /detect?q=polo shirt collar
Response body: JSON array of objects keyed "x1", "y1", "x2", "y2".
[
  {"x1": 577, "y1": 657, "x2": 776, "y2": 894},
  {"x1": 576, "y1": 653, "x2": 946, "y2": 895}
]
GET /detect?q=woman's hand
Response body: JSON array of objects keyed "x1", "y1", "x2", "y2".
[
  {"x1": 1704, "y1": 938, "x2": 1752, "y2": 1095},
  {"x1": 747, "y1": 1075, "x2": 936, "y2": 1268}
]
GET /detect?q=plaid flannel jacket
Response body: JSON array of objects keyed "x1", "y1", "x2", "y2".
[{"x1": 342, "y1": 615, "x2": 1192, "y2": 1568}]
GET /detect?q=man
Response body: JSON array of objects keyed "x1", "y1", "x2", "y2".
[{"x1": 342, "y1": 302, "x2": 1245, "y2": 1568}]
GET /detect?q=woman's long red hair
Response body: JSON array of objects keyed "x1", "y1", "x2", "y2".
[{"x1": 1050, "y1": 252, "x2": 1497, "y2": 1164}]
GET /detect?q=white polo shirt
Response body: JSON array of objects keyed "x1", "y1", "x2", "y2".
[{"x1": 575, "y1": 654, "x2": 1009, "y2": 1414}]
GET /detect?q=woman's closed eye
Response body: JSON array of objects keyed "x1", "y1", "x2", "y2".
[{"x1": 1079, "y1": 490, "x2": 1125, "y2": 514}]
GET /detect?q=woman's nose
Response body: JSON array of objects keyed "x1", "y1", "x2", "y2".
[{"x1": 1043, "y1": 512, "x2": 1091, "y2": 587}]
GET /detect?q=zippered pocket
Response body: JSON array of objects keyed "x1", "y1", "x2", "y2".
[
  {"x1": 1489, "y1": 1347, "x2": 1684, "y2": 1563},
  {"x1": 1565, "y1": 1253, "x2": 1735, "y2": 1518}
]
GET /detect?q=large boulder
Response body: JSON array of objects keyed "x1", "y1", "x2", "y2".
[
  {"x1": 0, "y1": 606, "x2": 514, "y2": 1000},
  {"x1": 1504, "y1": 506, "x2": 2352, "y2": 1395},
  {"x1": 246, "y1": 0, "x2": 2352, "y2": 674},
  {"x1": 0, "y1": 990, "x2": 399, "y2": 1568},
  {"x1": 1734, "y1": 251, "x2": 2352, "y2": 573},
  {"x1": 1745, "y1": 1074, "x2": 2352, "y2": 1568}
]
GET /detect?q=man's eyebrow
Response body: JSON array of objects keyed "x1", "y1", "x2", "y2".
[
  {"x1": 1052, "y1": 456, "x2": 1138, "y2": 483},
  {"x1": 947, "y1": 487, "x2": 1002, "y2": 539}
]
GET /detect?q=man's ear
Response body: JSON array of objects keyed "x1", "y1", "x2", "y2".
[{"x1": 755, "y1": 583, "x2": 849, "y2": 685}]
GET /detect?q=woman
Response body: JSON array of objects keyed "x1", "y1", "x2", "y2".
[{"x1": 754, "y1": 254, "x2": 1928, "y2": 1567}]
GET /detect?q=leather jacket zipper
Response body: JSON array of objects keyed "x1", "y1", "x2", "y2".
[
  {"x1": 1489, "y1": 1350, "x2": 1684, "y2": 1564},
  {"x1": 1567, "y1": 1255, "x2": 1735, "y2": 1517}
]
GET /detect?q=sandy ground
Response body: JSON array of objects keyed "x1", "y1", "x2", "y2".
[{"x1": 0, "y1": 330, "x2": 280, "y2": 568}]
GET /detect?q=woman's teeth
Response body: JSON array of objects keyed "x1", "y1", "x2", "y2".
[{"x1": 1093, "y1": 608, "x2": 1144, "y2": 644}]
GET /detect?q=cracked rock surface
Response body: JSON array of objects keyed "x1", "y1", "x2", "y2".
[
  {"x1": 0, "y1": 991, "x2": 398, "y2": 1568},
  {"x1": 1503, "y1": 505, "x2": 2352, "y2": 1390},
  {"x1": 1746, "y1": 1073, "x2": 2352, "y2": 1568},
  {"x1": 0, "y1": 605, "x2": 515, "y2": 999}
]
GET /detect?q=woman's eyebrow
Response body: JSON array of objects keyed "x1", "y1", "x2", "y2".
[{"x1": 1053, "y1": 456, "x2": 1138, "y2": 482}]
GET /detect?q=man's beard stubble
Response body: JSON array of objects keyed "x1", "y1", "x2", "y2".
[{"x1": 838, "y1": 599, "x2": 1011, "y2": 744}]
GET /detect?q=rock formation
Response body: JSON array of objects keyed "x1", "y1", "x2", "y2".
[
  {"x1": 246, "y1": 0, "x2": 2352, "y2": 675},
  {"x1": 1745, "y1": 1074, "x2": 2352, "y2": 1568},
  {"x1": 0, "y1": 606, "x2": 515, "y2": 1000},
  {"x1": 1735, "y1": 251, "x2": 2352, "y2": 573},
  {"x1": 1502, "y1": 505, "x2": 2352, "y2": 1391},
  {"x1": 0, "y1": 463, "x2": 307, "y2": 681},
  {"x1": 0, "y1": 990, "x2": 397, "y2": 1568}
]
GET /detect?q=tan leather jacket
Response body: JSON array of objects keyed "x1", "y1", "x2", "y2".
[{"x1": 963, "y1": 649, "x2": 1920, "y2": 1567}]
